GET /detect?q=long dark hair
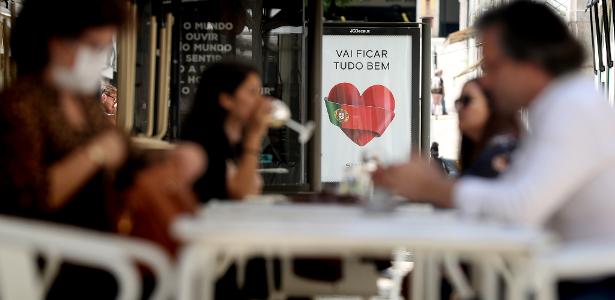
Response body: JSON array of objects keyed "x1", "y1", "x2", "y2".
[
  {"x1": 458, "y1": 79, "x2": 519, "y2": 172},
  {"x1": 181, "y1": 60, "x2": 260, "y2": 148},
  {"x1": 12, "y1": 0, "x2": 127, "y2": 77}
]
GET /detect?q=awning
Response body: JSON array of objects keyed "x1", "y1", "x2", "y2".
[
  {"x1": 455, "y1": 59, "x2": 483, "y2": 79},
  {"x1": 444, "y1": 27, "x2": 476, "y2": 45}
]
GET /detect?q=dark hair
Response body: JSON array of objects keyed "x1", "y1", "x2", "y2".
[
  {"x1": 430, "y1": 142, "x2": 440, "y2": 159},
  {"x1": 181, "y1": 60, "x2": 260, "y2": 146},
  {"x1": 458, "y1": 79, "x2": 519, "y2": 171},
  {"x1": 11, "y1": 0, "x2": 127, "y2": 77},
  {"x1": 475, "y1": 0, "x2": 584, "y2": 76}
]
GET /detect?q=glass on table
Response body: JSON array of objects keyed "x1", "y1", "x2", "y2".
[{"x1": 268, "y1": 98, "x2": 315, "y2": 144}]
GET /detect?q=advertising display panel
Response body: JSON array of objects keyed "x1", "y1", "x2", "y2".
[{"x1": 321, "y1": 25, "x2": 420, "y2": 182}]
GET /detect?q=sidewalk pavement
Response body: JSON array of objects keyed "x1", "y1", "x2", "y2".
[{"x1": 430, "y1": 112, "x2": 460, "y2": 161}]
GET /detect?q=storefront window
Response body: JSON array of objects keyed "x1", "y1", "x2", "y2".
[{"x1": 173, "y1": 0, "x2": 309, "y2": 188}]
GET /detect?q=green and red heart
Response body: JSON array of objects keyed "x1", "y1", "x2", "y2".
[{"x1": 324, "y1": 83, "x2": 396, "y2": 146}]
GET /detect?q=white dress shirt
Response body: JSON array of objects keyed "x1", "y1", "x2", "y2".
[{"x1": 454, "y1": 73, "x2": 615, "y2": 242}]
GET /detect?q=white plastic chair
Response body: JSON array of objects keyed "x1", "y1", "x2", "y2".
[
  {"x1": 535, "y1": 242, "x2": 615, "y2": 300},
  {"x1": 0, "y1": 215, "x2": 174, "y2": 300}
]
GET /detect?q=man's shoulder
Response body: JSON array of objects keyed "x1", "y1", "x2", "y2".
[
  {"x1": 530, "y1": 73, "x2": 613, "y2": 135},
  {"x1": 547, "y1": 74, "x2": 604, "y2": 112}
]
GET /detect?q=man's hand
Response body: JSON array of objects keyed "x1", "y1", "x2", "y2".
[{"x1": 372, "y1": 152, "x2": 456, "y2": 208}]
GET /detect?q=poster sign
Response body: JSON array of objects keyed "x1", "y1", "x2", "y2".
[
  {"x1": 178, "y1": 7, "x2": 239, "y2": 118},
  {"x1": 321, "y1": 25, "x2": 420, "y2": 182}
]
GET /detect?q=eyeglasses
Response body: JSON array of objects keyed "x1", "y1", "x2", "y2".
[
  {"x1": 103, "y1": 93, "x2": 117, "y2": 103},
  {"x1": 455, "y1": 95, "x2": 471, "y2": 111}
]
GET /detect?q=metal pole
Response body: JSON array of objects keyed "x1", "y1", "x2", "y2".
[
  {"x1": 593, "y1": 4, "x2": 606, "y2": 72},
  {"x1": 420, "y1": 17, "x2": 432, "y2": 155},
  {"x1": 601, "y1": 0, "x2": 613, "y2": 67},
  {"x1": 589, "y1": 6, "x2": 598, "y2": 75},
  {"x1": 308, "y1": 0, "x2": 323, "y2": 191},
  {"x1": 169, "y1": 0, "x2": 181, "y2": 139}
]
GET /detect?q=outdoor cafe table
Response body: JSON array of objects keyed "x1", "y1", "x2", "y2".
[{"x1": 172, "y1": 201, "x2": 550, "y2": 300}]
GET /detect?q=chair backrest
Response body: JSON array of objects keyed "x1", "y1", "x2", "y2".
[
  {"x1": 534, "y1": 242, "x2": 615, "y2": 300},
  {"x1": 540, "y1": 242, "x2": 615, "y2": 279},
  {"x1": 0, "y1": 215, "x2": 174, "y2": 300}
]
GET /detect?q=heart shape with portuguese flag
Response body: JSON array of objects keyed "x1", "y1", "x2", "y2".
[{"x1": 324, "y1": 83, "x2": 396, "y2": 146}]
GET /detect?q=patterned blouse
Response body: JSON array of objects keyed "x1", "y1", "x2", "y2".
[{"x1": 0, "y1": 77, "x2": 128, "y2": 232}]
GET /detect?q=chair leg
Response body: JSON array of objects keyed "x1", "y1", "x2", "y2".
[
  {"x1": 177, "y1": 244, "x2": 216, "y2": 300},
  {"x1": 410, "y1": 251, "x2": 426, "y2": 300},
  {"x1": 0, "y1": 245, "x2": 43, "y2": 300}
]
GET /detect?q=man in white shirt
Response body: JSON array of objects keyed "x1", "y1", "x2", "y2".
[{"x1": 373, "y1": 1, "x2": 615, "y2": 243}]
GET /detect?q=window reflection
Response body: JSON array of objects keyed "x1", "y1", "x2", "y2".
[{"x1": 177, "y1": 0, "x2": 308, "y2": 187}]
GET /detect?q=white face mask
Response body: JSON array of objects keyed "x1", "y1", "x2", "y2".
[{"x1": 51, "y1": 45, "x2": 109, "y2": 94}]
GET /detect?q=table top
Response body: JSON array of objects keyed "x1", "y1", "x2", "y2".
[{"x1": 172, "y1": 201, "x2": 550, "y2": 256}]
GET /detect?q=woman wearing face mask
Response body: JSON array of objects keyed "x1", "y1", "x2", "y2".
[
  {"x1": 0, "y1": 0, "x2": 204, "y2": 298},
  {"x1": 456, "y1": 78, "x2": 519, "y2": 178},
  {"x1": 182, "y1": 61, "x2": 271, "y2": 202}
]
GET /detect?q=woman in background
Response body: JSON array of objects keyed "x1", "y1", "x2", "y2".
[
  {"x1": 100, "y1": 83, "x2": 118, "y2": 125},
  {"x1": 455, "y1": 78, "x2": 518, "y2": 178},
  {"x1": 181, "y1": 61, "x2": 272, "y2": 299},
  {"x1": 182, "y1": 61, "x2": 270, "y2": 202},
  {"x1": 438, "y1": 78, "x2": 519, "y2": 298}
]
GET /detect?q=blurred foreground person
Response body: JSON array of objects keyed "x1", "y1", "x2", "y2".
[
  {"x1": 182, "y1": 61, "x2": 270, "y2": 202},
  {"x1": 456, "y1": 78, "x2": 518, "y2": 178},
  {"x1": 0, "y1": 0, "x2": 205, "y2": 298},
  {"x1": 374, "y1": 2, "x2": 615, "y2": 298}
]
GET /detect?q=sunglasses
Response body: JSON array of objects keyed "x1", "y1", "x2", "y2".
[{"x1": 455, "y1": 95, "x2": 471, "y2": 111}]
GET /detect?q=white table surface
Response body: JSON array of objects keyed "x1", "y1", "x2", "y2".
[
  {"x1": 172, "y1": 201, "x2": 551, "y2": 300},
  {"x1": 174, "y1": 201, "x2": 547, "y2": 255}
]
